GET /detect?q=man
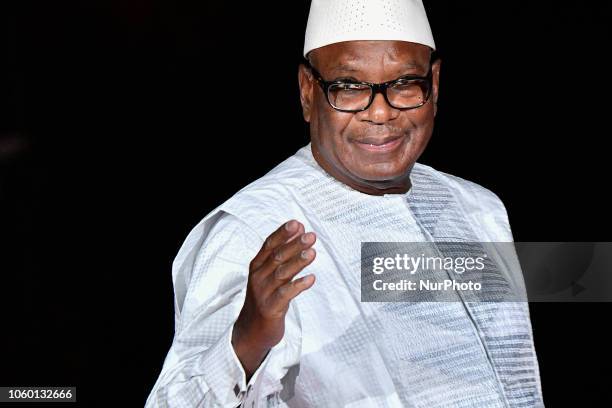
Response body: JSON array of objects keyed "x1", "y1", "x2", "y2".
[{"x1": 146, "y1": 0, "x2": 544, "y2": 407}]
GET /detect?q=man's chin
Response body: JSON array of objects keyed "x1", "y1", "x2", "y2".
[{"x1": 351, "y1": 166, "x2": 409, "y2": 183}]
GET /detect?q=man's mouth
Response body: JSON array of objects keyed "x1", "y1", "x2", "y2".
[{"x1": 352, "y1": 135, "x2": 405, "y2": 152}]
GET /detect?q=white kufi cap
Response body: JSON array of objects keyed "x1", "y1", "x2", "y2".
[{"x1": 304, "y1": 0, "x2": 436, "y2": 57}]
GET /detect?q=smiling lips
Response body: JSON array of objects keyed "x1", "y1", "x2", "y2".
[{"x1": 353, "y1": 135, "x2": 405, "y2": 152}]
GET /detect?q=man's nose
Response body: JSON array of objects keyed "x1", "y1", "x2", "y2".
[{"x1": 361, "y1": 92, "x2": 399, "y2": 124}]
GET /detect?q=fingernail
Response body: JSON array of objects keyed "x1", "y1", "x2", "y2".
[
  {"x1": 285, "y1": 220, "x2": 296, "y2": 232},
  {"x1": 301, "y1": 249, "x2": 309, "y2": 259},
  {"x1": 301, "y1": 233, "x2": 312, "y2": 244}
]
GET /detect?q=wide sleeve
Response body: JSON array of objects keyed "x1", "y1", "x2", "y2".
[{"x1": 145, "y1": 212, "x2": 274, "y2": 408}]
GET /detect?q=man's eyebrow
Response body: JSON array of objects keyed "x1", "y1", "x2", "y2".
[{"x1": 330, "y1": 61, "x2": 422, "y2": 76}]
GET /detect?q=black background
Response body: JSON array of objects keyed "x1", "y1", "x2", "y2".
[{"x1": 1, "y1": 1, "x2": 611, "y2": 406}]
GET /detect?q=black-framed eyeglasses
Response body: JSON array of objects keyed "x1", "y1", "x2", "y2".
[{"x1": 304, "y1": 56, "x2": 435, "y2": 113}]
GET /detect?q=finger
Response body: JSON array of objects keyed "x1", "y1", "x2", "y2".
[
  {"x1": 286, "y1": 223, "x2": 305, "y2": 243},
  {"x1": 262, "y1": 247, "x2": 316, "y2": 298},
  {"x1": 268, "y1": 273, "x2": 316, "y2": 314},
  {"x1": 258, "y1": 231, "x2": 316, "y2": 279},
  {"x1": 251, "y1": 220, "x2": 302, "y2": 271}
]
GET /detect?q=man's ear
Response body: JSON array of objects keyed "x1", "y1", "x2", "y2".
[
  {"x1": 298, "y1": 63, "x2": 314, "y2": 123},
  {"x1": 431, "y1": 58, "x2": 441, "y2": 117}
]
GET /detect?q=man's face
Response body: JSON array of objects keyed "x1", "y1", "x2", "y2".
[{"x1": 298, "y1": 40, "x2": 441, "y2": 195}]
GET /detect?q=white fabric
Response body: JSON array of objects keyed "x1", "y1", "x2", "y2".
[
  {"x1": 145, "y1": 142, "x2": 544, "y2": 407},
  {"x1": 303, "y1": 0, "x2": 436, "y2": 57}
]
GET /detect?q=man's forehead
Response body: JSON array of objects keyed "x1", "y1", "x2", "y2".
[
  {"x1": 331, "y1": 59, "x2": 421, "y2": 74},
  {"x1": 312, "y1": 40, "x2": 430, "y2": 71}
]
